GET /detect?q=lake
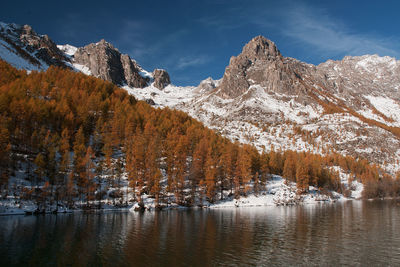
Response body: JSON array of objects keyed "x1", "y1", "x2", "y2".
[{"x1": 1, "y1": 200, "x2": 400, "y2": 266}]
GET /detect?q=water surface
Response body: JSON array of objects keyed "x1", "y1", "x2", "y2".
[{"x1": 1, "y1": 200, "x2": 400, "y2": 266}]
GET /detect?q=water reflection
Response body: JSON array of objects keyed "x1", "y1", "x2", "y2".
[{"x1": 0, "y1": 201, "x2": 400, "y2": 266}]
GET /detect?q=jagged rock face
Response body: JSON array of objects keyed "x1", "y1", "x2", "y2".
[
  {"x1": 74, "y1": 40, "x2": 125, "y2": 86},
  {"x1": 0, "y1": 22, "x2": 68, "y2": 69},
  {"x1": 19, "y1": 25, "x2": 68, "y2": 66},
  {"x1": 152, "y1": 69, "x2": 170, "y2": 89},
  {"x1": 74, "y1": 39, "x2": 149, "y2": 87},
  {"x1": 120, "y1": 54, "x2": 149, "y2": 88},
  {"x1": 316, "y1": 55, "x2": 400, "y2": 97},
  {"x1": 217, "y1": 36, "x2": 310, "y2": 98}
]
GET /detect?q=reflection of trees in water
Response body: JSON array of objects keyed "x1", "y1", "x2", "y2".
[{"x1": 1, "y1": 202, "x2": 400, "y2": 266}]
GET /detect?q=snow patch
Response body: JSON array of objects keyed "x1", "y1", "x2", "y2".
[{"x1": 57, "y1": 44, "x2": 78, "y2": 57}]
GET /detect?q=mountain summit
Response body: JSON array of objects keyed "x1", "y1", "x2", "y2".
[
  {"x1": 217, "y1": 35, "x2": 306, "y2": 98},
  {"x1": 241, "y1": 36, "x2": 281, "y2": 60}
]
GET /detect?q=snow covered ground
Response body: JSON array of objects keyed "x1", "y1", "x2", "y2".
[
  {"x1": 0, "y1": 172, "x2": 364, "y2": 216},
  {"x1": 0, "y1": 197, "x2": 134, "y2": 216},
  {"x1": 127, "y1": 175, "x2": 363, "y2": 212}
]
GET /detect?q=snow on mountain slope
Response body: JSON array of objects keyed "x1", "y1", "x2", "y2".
[
  {"x1": 365, "y1": 95, "x2": 400, "y2": 125},
  {"x1": 0, "y1": 38, "x2": 43, "y2": 71},
  {"x1": 0, "y1": 23, "x2": 47, "y2": 71},
  {"x1": 0, "y1": 22, "x2": 68, "y2": 70},
  {"x1": 57, "y1": 44, "x2": 78, "y2": 57},
  {"x1": 123, "y1": 84, "x2": 196, "y2": 107},
  {"x1": 123, "y1": 37, "x2": 400, "y2": 174},
  {"x1": 124, "y1": 82, "x2": 400, "y2": 174}
]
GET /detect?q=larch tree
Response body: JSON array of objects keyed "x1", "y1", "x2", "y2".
[
  {"x1": 0, "y1": 121, "x2": 10, "y2": 195},
  {"x1": 83, "y1": 146, "x2": 96, "y2": 206},
  {"x1": 296, "y1": 157, "x2": 310, "y2": 193},
  {"x1": 173, "y1": 135, "x2": 189, "y2": 205},
  {"x1": 235, "y1": 147, "x2": 252, "y2": 198},
  {"x1": 190, "y1": 136, "x2": 209, "y2": 201},
  {"x1": 151, "y1": 169, "x2": 163, "y2": 208},
  {"x1": 204, "y1": 147, "x2": 217, "y2": 203},
  {"x1": 283, "y1": 151, "x2": 297, "y2": 183}
]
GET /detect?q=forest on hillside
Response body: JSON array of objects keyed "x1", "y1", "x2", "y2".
[{"x1": 0, "y1": 60, "x2": 399, "y2": 211}]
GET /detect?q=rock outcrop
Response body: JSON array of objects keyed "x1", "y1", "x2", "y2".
[
  {"x1": 0, "y1": 22, "x2": 172, "y2": 90},
  {"x1": 19, "y1": 25, "x2": 68, "y2": 67},
  {"x1": 0, "y1": 22, "x2": 68, "y2": 69},
  {"x1": 152, "y1": 69, "x2": 170, "y2": 89},
  {"x1": 216, "y1": 36, "x2": 319, "y2": 100},
  {"x1": 120, "y1": 55, "x2": 149, "y2": 88},
  {"x1": 73, "y1": 40, "x2": 149, "y2": 87}
]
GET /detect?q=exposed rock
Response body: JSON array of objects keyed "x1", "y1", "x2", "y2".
[
  {"x1": 120, "y1": 54, "x2": 149, "y2": 88},
  {"x1": 73, "y1": 39, "x2": 149, "y2": 87},
  {"x1": 0, "y1": 22, "x2": 68, "y2": 69},
  {"x1": 145, "y1": 98, "x2": 156, "y2": 105},
  {"x1": 217, "y1": 36, "x2": 307, "y2": 98},
  {"x1": 74, "y1": 40, "x2": 126, "y2": 86},
  {"x1": 19, "y1": 25, "x2": 68, "y2": 66},
  {"x1": 152, "y1": 69, "x2": 170, "y2": 89}
]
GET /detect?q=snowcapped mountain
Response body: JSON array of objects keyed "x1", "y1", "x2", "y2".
[
  {"x1": 1, "y1": 22, "x2": 399, "y2": 174},
  {"x1": 127, "y1": 36, "x2": 400, "y2": 174}
]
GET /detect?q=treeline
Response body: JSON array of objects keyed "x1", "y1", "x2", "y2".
[{"x1": 0, "y1": 60, "x2": 398, "y2": 209}]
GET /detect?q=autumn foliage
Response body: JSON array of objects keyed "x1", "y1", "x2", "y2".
[{"x1": 0, "y1": 60, "x2": 397, "y2": 208}]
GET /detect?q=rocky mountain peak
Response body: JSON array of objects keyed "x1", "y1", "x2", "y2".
[
  {"x1": 73, "y1": 40, "x2": 149, "y2": 88},
  {"x1": 217, "y1": 35, "x2": 300, "y2": 98},
  {"x1": 21, "y1": 24, "x2": 34, "y2": 35},
  {"x1": 241, "y1": 35, "x2": 281, "y2": 61},
  {"x1": 96, "y1": 39, "x2": 115, "y2": 49}
]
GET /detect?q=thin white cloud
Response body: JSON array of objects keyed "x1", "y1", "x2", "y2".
[
  {"x1": 196, "y1": 6, "x2": 248, "y2": 31},
  {"x1": 114, "y1": 19, "x2": 189, "y2": 62},
  {"x1": 275, "y1": 2, "x2": 400, "y2": 58},
  {"x1": 175, "y1": 55, "x2": 211, "y2": 70},
  {"x1": 111, "y1": 19, "x2": 152, "y2": 59}
]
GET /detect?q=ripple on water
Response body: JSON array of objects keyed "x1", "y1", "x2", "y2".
[{"x1": 0, "y1": 200, "x2": 400, "y2": 266}]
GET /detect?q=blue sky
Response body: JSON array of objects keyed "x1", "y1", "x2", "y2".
[{"x1": 1, "y1": 0, "x2": 400, "y2": 85}]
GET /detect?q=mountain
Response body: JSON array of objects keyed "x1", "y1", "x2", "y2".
[
  {"x1": 0, "y1": 22, "x2": 170, "y2": 89},
  {"x1": 1, "y1": 22, "x2": 399, "y2": 175},
  {"x1": 129, "y1": 36, "x2": 400, "y2": 174},
  {"x1": 0, "y1": 22, "x2": 68, "y2": 70}
]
